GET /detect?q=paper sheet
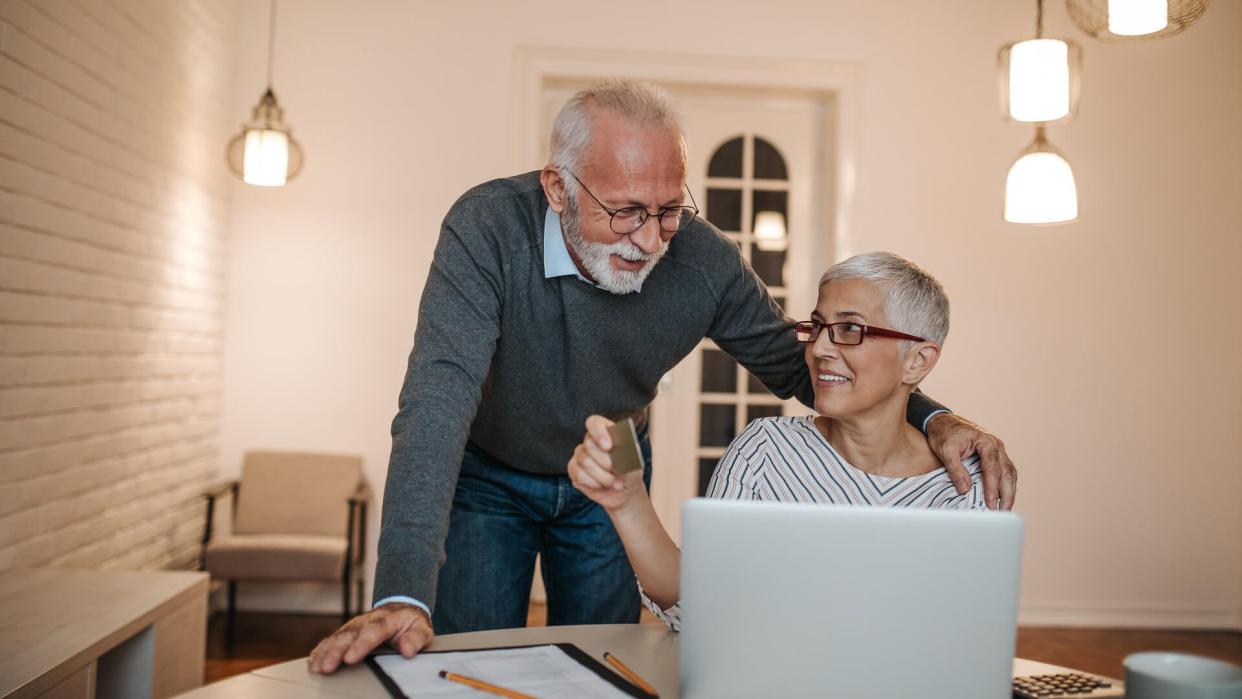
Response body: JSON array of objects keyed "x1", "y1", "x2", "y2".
[{"x1": 371, "y1": 645, "x2": 638, "y2": 698}]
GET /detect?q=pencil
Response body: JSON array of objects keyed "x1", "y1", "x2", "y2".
[
  {"x1": 604, "y1": 652, "x2": 659, "y2": 697},
  {"x1": 438, "y1": 670, "x2": 538, "y2": 699}
]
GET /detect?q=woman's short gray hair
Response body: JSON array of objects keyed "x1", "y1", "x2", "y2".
[
  {"x1": 820, "y1": 252, "x2": 950, "y2": 346},
  {"x1": 549, "y1": 80, "x2": 684, "y2": 197}
]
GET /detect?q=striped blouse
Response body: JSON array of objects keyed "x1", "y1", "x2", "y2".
[{"x1": 640, "y1": 415, "x2": 986, "y2": 630}]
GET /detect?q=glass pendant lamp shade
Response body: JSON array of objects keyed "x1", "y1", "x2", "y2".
[
  {"x1": 1066, "y1": 0, "x2": 1209, "y2": 41},
  {"x1": 1004, "y1": 128, "x2": 1078, "y2": 224},
  {"x1": 226, "y1": 0, "x2": 304, "y2": 186},
  {"x1": 998, "y1": 38, "x2": 1082, "y2": 123},
  {"x1": 753, "y1": 211, "x2": 788, "y2": 252},
  {"x1": 227, "y1": 89, "x2": 304, "y2": 187},
  {"x1": 242, "y1": 129, "x2": 289, "y2": 186},
  {"x1": 1108, "y1": 0, "x2": 1168, "y2": 34}
]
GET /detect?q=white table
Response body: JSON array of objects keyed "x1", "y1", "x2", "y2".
[{"x1": 179, "y1": 623, "x2": 1110, "y2": 698}]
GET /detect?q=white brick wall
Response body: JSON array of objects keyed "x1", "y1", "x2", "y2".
[{"x1": 0, "y1": 0, "x2": 238, "y2": 573}]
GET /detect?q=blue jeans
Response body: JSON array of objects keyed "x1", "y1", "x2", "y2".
[{"x1": 432, "y1": 435, "x2": 653, "y2": 634}]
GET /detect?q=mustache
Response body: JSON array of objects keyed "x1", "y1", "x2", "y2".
[
  {"x1": 564, "y1": 201, "x2": 661, "y2": 263},
  {"x1": 603, "y1": 239, "x2": 653, "y2": 262}
]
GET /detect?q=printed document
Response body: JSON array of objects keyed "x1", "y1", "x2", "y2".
[{"x1": 370, "y1": 644, "x2": 641, "y2": 698}]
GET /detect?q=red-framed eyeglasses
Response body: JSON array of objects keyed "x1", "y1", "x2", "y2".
[{"x1": 794, "y1": 320, "x2": 925, "y2": 345}]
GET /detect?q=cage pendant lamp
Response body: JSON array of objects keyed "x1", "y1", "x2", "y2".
[
  {"x1": 227, "y1": 0, "x2": 304, "y2": 187},
  {"x1": 999, "y1": 0, "x2": 1082, "y2": 124},
  {"x1": 1005, "y1": 127, "x2": 1079, "y2": 224},
  {"x1": 1066, "y1": 0, "x2": 1209, "y2": 42}
]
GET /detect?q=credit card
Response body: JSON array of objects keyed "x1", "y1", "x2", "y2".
[{"x1": 606, "y1": 418, "x2": 645, "y2": 475}]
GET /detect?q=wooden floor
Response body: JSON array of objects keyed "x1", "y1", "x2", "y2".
[{"x1": 205, "y1": 607, "x2": 1242, "y2": 685}]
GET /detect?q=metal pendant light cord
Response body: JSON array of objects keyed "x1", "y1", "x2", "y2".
[
  {"x1": 1035, "y1": 0, "x2": 1044, "y2": 38},
  {"x1": 266, "y1": 0, "x2": 277, "y2": 89}
]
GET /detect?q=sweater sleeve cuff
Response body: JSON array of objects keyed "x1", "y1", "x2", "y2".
[
  {"x1": 921, "y1": 408, "x2": 950, "y2": 434},
  {"x1": 907, "y1": 390, "x2": 951, "y2": 435},
  {"x1": 373, "y1": 595, "x2": 431, "y2": 619}
]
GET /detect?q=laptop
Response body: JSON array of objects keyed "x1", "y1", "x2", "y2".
[{"x1": 679, "y1": 499, "x2": 1024, "y2": 699}]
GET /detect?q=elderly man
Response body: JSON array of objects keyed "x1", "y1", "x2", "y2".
[{"x1": 308, "y1": 80, "x2": 1016, "y2": 673}]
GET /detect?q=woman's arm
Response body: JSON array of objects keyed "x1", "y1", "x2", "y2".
[
  {"x1": 568, "y1": 415, "x2": 683, "y2": 610},
  {"x1": 606, "y1": 489, "x2": 681, "y2": 609}
]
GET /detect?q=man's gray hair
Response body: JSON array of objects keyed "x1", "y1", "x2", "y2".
[
  {"x1": 549, "y1": 80, "x2": 684, "y2": 198},
  {"x1": 820, "y1": 252, "x2": 950, "y2": 346}
]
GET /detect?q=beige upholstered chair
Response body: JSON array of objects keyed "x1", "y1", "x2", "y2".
[{"x1": 201, "y1": 451, "x2": 368, "y2": 646}]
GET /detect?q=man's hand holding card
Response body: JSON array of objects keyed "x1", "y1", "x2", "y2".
[{"x1": 567, "y1": 415, "x2": 648, "y2": 514}]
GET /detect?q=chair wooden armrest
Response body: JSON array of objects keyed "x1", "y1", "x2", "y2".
[
  {"x1": 348, "y1": 481, "x2": 372, "y2": 505},
  {"x1": 345, "y1": 480, "x2": 370, "y2": 582},
  {"x1": 203, "y1": 479, "x2": 238, "y2": 502},
  {"x1": 201, "y1": 480, "x2": 239, "y2": 570}
]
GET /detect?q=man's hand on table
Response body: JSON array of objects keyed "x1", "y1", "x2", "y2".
[
  {"x1": 307, "y1": 602, "x2": 434, "y2": 674},
  {"x1": 925, "y1": 412, "x2": 1018, "y2": 510}
]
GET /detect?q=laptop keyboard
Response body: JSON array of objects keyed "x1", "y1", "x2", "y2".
[{"x1": 1012, "y1": 672, "x2": 1124, "y2": 697}]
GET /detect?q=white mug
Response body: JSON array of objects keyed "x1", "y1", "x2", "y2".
[{"x1": 1123, "y1": 652, "x2": 1242, "y2": 699}]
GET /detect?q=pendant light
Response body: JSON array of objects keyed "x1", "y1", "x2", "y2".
[
  {"x1": 226, "y1": 0, "x2": 304, "y2": 187},
  {"x1": 1066, "y1": 0, "x2": 1209, "y2": 42},
  {"x1": 1004, "y1": 127, "x2": 1079, "y2": 224},
  {"x1": 999, "y1": 0, "x2": 1083, "y2": 124},
  {"x1": 753, "y1": 211, "x2": 788, "y2": 252}
]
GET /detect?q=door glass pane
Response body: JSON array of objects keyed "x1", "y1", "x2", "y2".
[
  {"x1": 706, "y1": 188, "x2": 742, "y2": 232},
  {"x1": 751, "y1": 248, "x2": 786, "y2": 287},
  {"x1": 752, "y1": 189, "x2": 788, "y2": 226},
  {"x1": 699, "y1": 404, "x2": 737, "y2": 447},
  {"x1": 747, "y1": 404, "x2": 783, "y2": 423},
  {"x1": 698, "y1": 457, "x2": 720, "y2": 496},
  {"x1": 708, "y1": 136, "x2": 744, "y2": 178},
  {"x1": 700, "y1": 349, "x2": 738, "y2": 393},
  {"x1": 753, "y1": 137, "x2": 788, "y2": 180},
  {"x1": 748, "y1": 372, "x2": 771, "y2": 395}
]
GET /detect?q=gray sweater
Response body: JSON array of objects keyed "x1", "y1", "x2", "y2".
[{"x1": 374, "y1": 171, "x2": 940, "y2": 609}]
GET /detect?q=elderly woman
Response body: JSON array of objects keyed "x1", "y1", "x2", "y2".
[{"x1": 567, "y1": 251, "x2": 986, "y2": 630}]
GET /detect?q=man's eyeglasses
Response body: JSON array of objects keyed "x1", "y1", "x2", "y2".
[
  {"x1": 565, "y1": 170, "x2": 699, "y2": 235},
  {"x1": 794, "y1": 320, "x2": 926, "y2": 345}
]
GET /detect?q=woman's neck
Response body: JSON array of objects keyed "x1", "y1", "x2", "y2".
[{"x1": 816, "y1": 392, "x2": 938, "y2": 478}]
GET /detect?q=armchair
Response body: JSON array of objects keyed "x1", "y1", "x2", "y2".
[{"x1": 201, "y1": 451, "x2": 368, "y2": 648}]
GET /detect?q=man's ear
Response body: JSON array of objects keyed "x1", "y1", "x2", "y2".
[
  {"x1": 902, "y1": 342, "x2": 941, "y2": 385},
  {"x1": 541, "y1": 166, "x2": 567, "y2": 214}
]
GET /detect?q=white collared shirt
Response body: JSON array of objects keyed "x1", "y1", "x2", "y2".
[{"x1": 541, "y1": 205, "x2": 645, "y2": 293}]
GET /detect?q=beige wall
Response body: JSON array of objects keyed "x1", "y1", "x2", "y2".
[
  {"x1": 219, "y1": 0, "x2": 1241, "y2": 624},
  {"x1": 0, "y1": 1, "x2": 237, "y2": 570}
]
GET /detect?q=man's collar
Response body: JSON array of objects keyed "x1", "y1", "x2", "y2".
[
  {"x1": 542, "y1": 203, "x2": 645, "y2": 293},
  {"x1": 542, "y1": 206, "x2": 587, "y2": 281}
]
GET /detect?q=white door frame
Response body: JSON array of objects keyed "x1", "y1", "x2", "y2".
[
  {"x1": 511, "y1": 46, "x2": 866, "y2": 515},
  {"x1": 510, "y1": 45, "x2": 864, "y2": 259}
]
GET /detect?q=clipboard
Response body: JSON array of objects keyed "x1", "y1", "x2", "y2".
[{"x1": 366, "y1": 643, "x2": 654, "y2": 698}]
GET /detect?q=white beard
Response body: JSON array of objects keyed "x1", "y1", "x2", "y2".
[{"x1": 562, "y1": 198, "x2": 669, "y2": 295}]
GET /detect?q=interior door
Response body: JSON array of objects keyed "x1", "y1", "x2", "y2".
[{"x1": 536, "y1": 81, "x2": 833, "y2": 546}]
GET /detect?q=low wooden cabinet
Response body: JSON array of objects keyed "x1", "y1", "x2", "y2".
[{"x1": 0, "y1": 569, "x2": 208, "y2": 699}]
